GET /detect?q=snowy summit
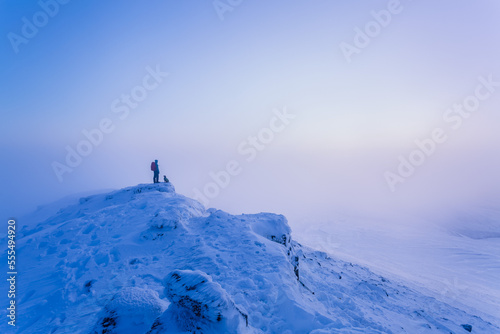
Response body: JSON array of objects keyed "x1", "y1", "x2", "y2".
[{"x1": 1, "y1": 183, "x2": 498, "y2": 333}]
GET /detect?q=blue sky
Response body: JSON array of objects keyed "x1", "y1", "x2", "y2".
[{"x1": 1, "y1": 0, "x2": 500, "y2": 225}]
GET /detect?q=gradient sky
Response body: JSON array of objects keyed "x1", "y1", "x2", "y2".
[{"x1": 1, "y1": 0, "x2": 500, "y2": 228}]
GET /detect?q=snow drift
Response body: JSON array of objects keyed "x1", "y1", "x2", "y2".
[{"x1": 0, "y1": 183, "x2": 498, "y2": 333}]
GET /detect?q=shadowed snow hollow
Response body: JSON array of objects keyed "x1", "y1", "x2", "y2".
[{"x1": 1, "y1": 183, "x2": 498, "y2": 333}]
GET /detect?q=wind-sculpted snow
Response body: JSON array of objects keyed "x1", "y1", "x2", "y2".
[
  {"x1": 91, "y1": 287, "x2": 168, "y2": 334},
  {"x1": 1, "y1": 183, "x2": 498, "y2": 333},
  {"x1": 148, "y1": 269, "x2": 249, "y2": 333}
]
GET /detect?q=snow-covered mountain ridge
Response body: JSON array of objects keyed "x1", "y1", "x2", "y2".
[{"x1": 1, "y1": 183, "x2": 498, "y2": 333}]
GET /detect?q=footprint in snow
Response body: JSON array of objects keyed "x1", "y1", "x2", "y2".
[
  {"x1": 82, "y1": 224, "x2": 96, "y2": 234},
  {"x1": 88, "y1": 239, "x2": 101, "y2": 246},
  {"x1": 47, "y1": 246, "x2": 58, "y2": 255},
  {"x1": 110, "y1": 248, "x2": 121, "y2": 262},
  {"x1": 95, "y1": 252, "x2": 110, "y2": 267}
]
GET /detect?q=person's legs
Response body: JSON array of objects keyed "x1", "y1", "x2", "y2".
[{"x1": 154, "y1": 172, "x2": 159, "y2": 183}]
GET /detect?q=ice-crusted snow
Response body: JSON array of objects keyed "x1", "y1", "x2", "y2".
[
  {"x1": 149, "y1": 269, "x2": 249, "y2": 333},
  {"x1": 1, "y1": 183, "x2": 498, "y2": 333},
  {"x1": 91, "y1": 287, "x2": 168, "y2": 334}
]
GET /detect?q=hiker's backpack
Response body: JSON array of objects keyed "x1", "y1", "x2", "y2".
[{"x1": 151, "y1": 162, "x2": 156, "y2": 171}]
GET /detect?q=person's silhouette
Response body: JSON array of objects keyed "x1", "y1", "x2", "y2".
[{"x1": 151, "y1": 160, "x2": 160, "y2": 183}]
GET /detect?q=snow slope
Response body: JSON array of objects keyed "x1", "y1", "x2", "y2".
[
  {"x1": 293, "y1": 205, "x2": 500, "y2": 323},
  {"x1": 1, "y1": 183, "x2": 498, "y2": 333}
]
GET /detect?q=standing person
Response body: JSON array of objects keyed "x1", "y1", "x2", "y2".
[{"x1": 151, "y1": 160, "x2": 160, "y2": 183}]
